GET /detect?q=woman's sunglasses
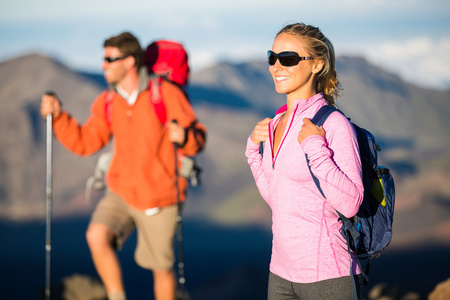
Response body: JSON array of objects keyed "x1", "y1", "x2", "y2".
[{"x1": 267, "y1": 50, "x2": 313, "y2": 67}]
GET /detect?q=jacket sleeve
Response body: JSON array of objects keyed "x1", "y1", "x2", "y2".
[
  {"x1": 52, "y1": 92, "x2": 112, "y2": 156},
  {"x1": 245, "y1": 137, "x2": 271, "y2": 205},
  {"x1": 301, "y1": 112, "x2": 363, "y2": 217},
  {"x1": 161, "y1": 81, "x2": 206, "y2": 156}
]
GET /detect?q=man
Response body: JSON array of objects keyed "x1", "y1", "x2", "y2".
[{"x1": 41, "y1": 32, "x2": 206, "y2": 300}]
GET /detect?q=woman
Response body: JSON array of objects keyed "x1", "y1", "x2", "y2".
[{"x1": 245, "y1": 23, "x2": 364, "y2": 299}]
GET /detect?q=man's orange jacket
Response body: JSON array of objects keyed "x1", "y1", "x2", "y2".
[{"x1": 52, "y1": 75, "x2": 206, "y2": 211}]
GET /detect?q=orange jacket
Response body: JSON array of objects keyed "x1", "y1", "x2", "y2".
[{"x1": 53, "y1": 77, "x2": 206, "y2": 211}]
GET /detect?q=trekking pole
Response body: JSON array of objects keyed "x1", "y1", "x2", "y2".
[
  {"x1": 172, "y1": 120, "x2": 190, "y2": 300},
  {"x1": 45, "y1": 91, "x2": 55, "y2": 300}
]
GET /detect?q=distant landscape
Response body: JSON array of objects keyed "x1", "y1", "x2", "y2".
[{"x1": 0, "y1": 54, "x2": 449, "y2": 299}]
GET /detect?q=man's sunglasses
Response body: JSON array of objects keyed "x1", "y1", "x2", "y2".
[
  {"x1": 267, "y1": 50, "x2": 313, "y2": 67},
  {"x1": 104, "y1": 56, "x2": 128, "y2": 63}
]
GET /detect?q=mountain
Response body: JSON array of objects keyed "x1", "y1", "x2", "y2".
[
  {"x1": 0, "y1": 54, "x2": 106, "y2": 220},
  {"x1": 1, "y1": 53, "x2": 450, "y2": 227},
  {"x1": 189, "y1": 57, "x2": 450, "y2": 247},
  {"x1": 335, "y1": 56, "x2": 450, "y2": 156},
  {"x1": 1, "y1": 53, "x2": 450, "y2": 298},
  {"x1": 1, "y1": 53, "x2": 450, "y2": 233}
]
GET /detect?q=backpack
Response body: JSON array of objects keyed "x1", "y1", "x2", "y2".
[
  {"x1": 143, "y1": 40, "x2": 189, "y2": 88},
  {"x1": 85, "y1": 40, "x2": 201, "y2": 202},
  {"x1": 308, "y1": 105, "x2": 395, "y2": 298}
]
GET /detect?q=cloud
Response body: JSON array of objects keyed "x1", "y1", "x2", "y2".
[
  {"x1": 364, "y1": 36, "x2": 450, "y2": 90},
  {"x1": 1, "y1": 0, "x2": 449, "y2": 90}
]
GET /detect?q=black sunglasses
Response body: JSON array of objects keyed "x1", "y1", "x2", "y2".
[
  {"x1": 267, "y1": 50, "x2": 313, "y2": 67},
  {"x1": 104, "y1": 56, "x2": 128, "y2": 63}
]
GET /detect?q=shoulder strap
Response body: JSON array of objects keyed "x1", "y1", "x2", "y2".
[
  {"x1": 149, "y1": 76, "x2": 167, "y2": 125},
  {"x1": 308, "y1": 105, "x2": 364, "y2": 298},
  {"x1": 310, "y1": 105, "x2": 339, "y2": 127},
  {"x1": 104, "y1": 90, "x2": 115, "y2": 127},
  {"x1": 306, "y1": 105, "x2": 340, "y2": 198},
  {"x1": 307, "y1": 105, "x2": 362, "y2": 243}
]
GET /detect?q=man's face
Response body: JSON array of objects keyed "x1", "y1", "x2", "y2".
[{"x1": 102, "y1": 46, "x2": 129, "y2": 85}]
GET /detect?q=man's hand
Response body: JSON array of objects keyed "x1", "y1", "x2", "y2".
[
  {"x1": 167, "y1": 120, "x2": 185, "y2": 145},
  {"x1": 41, "y1": 92, "x2": 61, "y2": 119}
]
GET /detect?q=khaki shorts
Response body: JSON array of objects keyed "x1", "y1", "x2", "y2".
[{"x1": 89, "y1": 190, "x2": 178, "y2": 270}]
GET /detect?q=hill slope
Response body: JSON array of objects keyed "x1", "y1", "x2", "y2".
[{"x1": 0, "y1": 54, "x2": 449, "y2": 252}]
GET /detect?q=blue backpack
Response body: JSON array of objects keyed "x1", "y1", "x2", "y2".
[{"x1": 308, "y1": 105, "x2": 395, "y2": 297}]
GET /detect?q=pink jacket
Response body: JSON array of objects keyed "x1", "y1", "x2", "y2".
[{"x1": 245, "y1": 93, "x2": 363, "y2": 283}]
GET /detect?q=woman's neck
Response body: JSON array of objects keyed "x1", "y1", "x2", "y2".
[{"x1": 286, "y1": 89, "x2": 317, "y2": 114}]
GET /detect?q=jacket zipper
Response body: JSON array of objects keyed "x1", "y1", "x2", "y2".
[{"x1": 270, "y1": 105, "x2": 298, "y2": 169}]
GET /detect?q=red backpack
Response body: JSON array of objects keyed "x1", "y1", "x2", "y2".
[
  {"x1": 144, "y1": 40, "x2": 190, "y2": 88},
  {"x1": 105, "y1": 40, "x2": 190, "y2": 126}
]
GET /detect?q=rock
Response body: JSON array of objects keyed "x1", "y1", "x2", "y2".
[
  {"x1": 367, "y1": 283, "x2": 420, "y2": 300},
  {"x1": 41, "y1": 273, "x2": 107, "y2": 300},
  {"x1": 368, "y1": 283, "x2": 400, "y2": 300},
  {"x1": 429, "y1": 278, "x2": 450, "y2": 300},
  {"x1": 400, "y1": 292, "x2": 421, "y2": 300}
]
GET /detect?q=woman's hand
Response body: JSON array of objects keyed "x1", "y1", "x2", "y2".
[
  {"x1": 298, "y1": 118, "x2": 324, "y2": 144},
  {"x1": 250, "y1": 118, "x2": 271, "y2": 144}
]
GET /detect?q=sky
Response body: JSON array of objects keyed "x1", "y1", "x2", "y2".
[{"x1": 1, "y1": 0, "x2": 450, "y2": 90}]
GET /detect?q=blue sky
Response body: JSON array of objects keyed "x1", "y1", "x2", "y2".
[{"x1": 1, "y1": 0, "x2": 449, "y2": 89}]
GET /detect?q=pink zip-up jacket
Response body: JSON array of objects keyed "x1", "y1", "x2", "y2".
[{"x1": 245, "y1": 93, "x2": 364, "y2": 283}]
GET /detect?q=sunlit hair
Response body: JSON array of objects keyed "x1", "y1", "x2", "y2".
[
  {"x1": 277, "y1": 23, "x2": 341, "y2": 105},
  {"x1": 104, "y1": 32, "x2": 143, "y2": 68}
]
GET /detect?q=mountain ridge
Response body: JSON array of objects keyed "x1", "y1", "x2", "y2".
[{"x1": 0, "y1": 54, "x2": 449, "y2": 251}]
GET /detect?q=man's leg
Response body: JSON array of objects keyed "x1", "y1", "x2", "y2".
[
  {"x1": 153, "y1": 269, "x2": 176, "y2": 300},
  {"x1": 132, "y1": 205, "x2": 178, "y2": 300},
  {"x1": 86, "y1": 223, "x2": 125, "y2": 297},
  {"x1": 87, "y1": 190, "x2": 136, "y2": 299}
]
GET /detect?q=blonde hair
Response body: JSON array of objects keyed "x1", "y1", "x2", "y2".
[{"x1": 277, "y1": 23, "x2": 341, "y2": 105}]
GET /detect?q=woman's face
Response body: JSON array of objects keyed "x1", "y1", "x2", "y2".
[{"x1": 269, "y1": 33, "x2": 322, "y2": 100}]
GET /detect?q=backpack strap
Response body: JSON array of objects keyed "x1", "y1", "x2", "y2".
[
  {"x1": 307, "y1": 105, "x2": 367, "y2": 299},
  {"x1": 307, "y1": 105, "x2": 339, "y2": 198},
  {"x1": 307, "y1": 106, "x2": 361, "y2": 249},
  {"x1": 310, "y1": 105, "x2": 339, "y2": 128},
  {"x1": 149, "y1": 76, "x2": 167, "y2": 125},
  {"x1": 104, "y1": 90, "x2": 115, "y2": 127}
]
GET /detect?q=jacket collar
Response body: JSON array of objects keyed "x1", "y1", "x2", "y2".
[
  {"x1": 110, "y1": 66, "x2": 149, "y2": 94},
  {"x1": 273, "y1": 93, "x2": 325, "y2": 119}
]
